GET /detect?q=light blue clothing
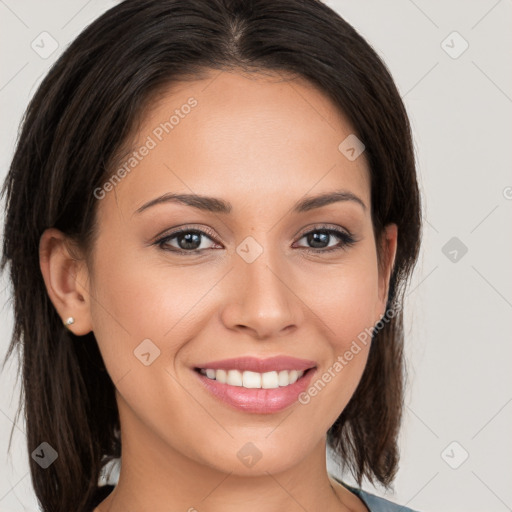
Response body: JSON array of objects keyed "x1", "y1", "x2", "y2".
[{"x1": 333, "y1": 476, "x2": 420, "y2": 512}]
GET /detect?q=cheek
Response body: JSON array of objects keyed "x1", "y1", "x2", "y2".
[
  {"x1": 87, "y1": 237, "x2": 223, "y2": 382},
  {"x1": 294, "y1": 251, "x2": 379, "y2": 421},
  {"x1": 86, "y1": 246, "x2": 205, "y2": 440},
  {"x1": 300, "y1": 250, "x2": 380, "y2": 350}
]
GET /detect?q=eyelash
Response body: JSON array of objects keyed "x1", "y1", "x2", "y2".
[{"x1": 154, "y1": 224, "x2": 357, "y2": 256}]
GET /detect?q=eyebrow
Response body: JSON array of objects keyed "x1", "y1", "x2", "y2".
[{"x1": 134, "y1": 189, "x2": 367, "y2": 215}]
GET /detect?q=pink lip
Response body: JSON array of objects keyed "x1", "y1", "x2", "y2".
[
  {"x1": 194, "y1": 355, "x2": 317, "y2": 373},
  {"x1": 193, "y1": 366, "x2": 318, "y2": 415}
]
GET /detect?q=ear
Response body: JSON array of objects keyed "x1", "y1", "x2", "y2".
[
  {"x1": 376, "y1": 223, "x2": 398, "y2": 320},
  {"x1": 39, "y1": 228, "x2": 93, "y2": 336}
]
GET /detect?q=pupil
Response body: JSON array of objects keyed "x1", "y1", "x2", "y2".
[
  {"x1": 308, "y1": 231, "x2": 329, "y2": 248},
  {"x1": 179, "y1": 232, "x2": 201, "y2": 250}
]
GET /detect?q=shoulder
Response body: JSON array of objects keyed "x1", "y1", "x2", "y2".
[{"x1": 332, "y1": 477, "x2": 421, "y2": 512}]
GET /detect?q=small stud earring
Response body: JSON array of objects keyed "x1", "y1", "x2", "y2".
[{"x1": 64, "y1": 317, "x2": 75, "y2": 326}]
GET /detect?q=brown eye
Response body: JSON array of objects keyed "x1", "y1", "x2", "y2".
[
  {"x1": 294, "y1": 226, "x2": 356, "y2": 254},
  {"x1": 156, "y1": 227, "x2": 220, "y2": 254}
]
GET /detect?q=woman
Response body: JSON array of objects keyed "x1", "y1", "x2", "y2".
[{"x1": 1, "y1": 1, "x2": 422, "y2": 511}]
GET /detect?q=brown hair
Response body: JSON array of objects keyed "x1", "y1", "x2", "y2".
[{"x1": 1, "y1": 1, "x2": 421, "y2": 510}]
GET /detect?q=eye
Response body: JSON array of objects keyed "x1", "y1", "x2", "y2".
[
  {"x1": 155, "y1": 226, "x2": 220, "y2": 254},
  {"x1": 154, "y1": 224, "x2": 357, "y2": 255},
  {"x1": 293, "y1": 225, "x2": 357, "y2": 254}
]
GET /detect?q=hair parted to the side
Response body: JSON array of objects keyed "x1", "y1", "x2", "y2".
[{"x1": 1, "y1": 0, "x2": 422, "y2": 510}]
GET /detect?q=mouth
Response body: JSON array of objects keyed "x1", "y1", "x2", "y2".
[
  {"x1": 192, "y1": 357, "x2": 318, "y2": 414},
  {"x1": 194, "y1": 367, "x2": 315, "y2": 389}
]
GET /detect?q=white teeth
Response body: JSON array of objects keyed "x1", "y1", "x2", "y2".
[
  {"x1": 227, "y1": 369, "x2": 243, "y2": 386},
  {"x1": 278, "y1": 370, "x2": 289, "y2": 386},
  {"x1": 261, "y1": 371, "x2": 279, "y2": 389},
  {"x1": 216, "y1": 369, "x2": 227, "y2": 384},
  {"x1": 242, "y1": 371, "x2": 261, "y2": 388},
  {"x1": 288, "y1": 370, "x2": 299, "y2": 384},
  {"x1": 199, "y1": 368, "x2": 305, "y2": 388}
]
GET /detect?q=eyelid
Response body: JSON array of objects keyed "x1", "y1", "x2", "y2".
[
  {"x1": 154, "y1": 223, "x2": 357, "y2": 254},
  {"x1": 295, "y1": 223, "x2": 351, "y2": 239},
  {"x1": 153, "y1": 224, "x2": 218, "y2": 242}
]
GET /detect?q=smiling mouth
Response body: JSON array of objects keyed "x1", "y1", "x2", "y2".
[{"x1": 194, "y1": 367, "x2": 314, "y2": 389}]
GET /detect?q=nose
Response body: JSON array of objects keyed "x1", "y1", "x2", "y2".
[{"x1": 220, "y1": 244, "x2": 303, "y2": 340}]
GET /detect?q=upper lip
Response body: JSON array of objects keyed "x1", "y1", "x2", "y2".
[{"x1": 195, "y1": 356, "x2": 317, "y2": 373}]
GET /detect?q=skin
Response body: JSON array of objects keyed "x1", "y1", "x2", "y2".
[{"x1": 39, "y1": 70, "x2": 397, "y2": 512}]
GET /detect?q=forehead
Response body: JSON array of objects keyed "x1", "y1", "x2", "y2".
[{"x1": 103, "y1": 70, "x2": 370, "y2": 219}]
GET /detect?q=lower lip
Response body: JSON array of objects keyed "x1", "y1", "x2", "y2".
[{"x1": 193, "y1": 368, "x2": 317, "y2": 414}]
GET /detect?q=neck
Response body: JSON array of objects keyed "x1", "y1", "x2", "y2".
[{"x1": 96, "y1": 398, "x2": 355, "y2": 512}]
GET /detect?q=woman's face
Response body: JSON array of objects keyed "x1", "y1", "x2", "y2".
[{"x1": 74, "y1": 70, "x2": 397, "y2": 475}]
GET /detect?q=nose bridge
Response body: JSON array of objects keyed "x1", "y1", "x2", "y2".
[{"x1": 222, "y1": 233, "x2": 301, "y2": 338}]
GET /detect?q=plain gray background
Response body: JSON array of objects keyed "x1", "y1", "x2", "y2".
[{"x1": 1, "y1": 1, "x2": 511, "y2": 511}]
